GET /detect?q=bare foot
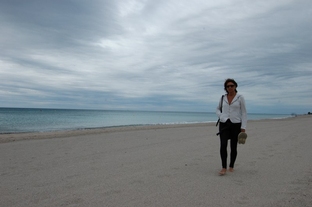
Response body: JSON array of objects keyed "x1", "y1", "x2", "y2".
[
  {"x1": 229, "y1": 168, "x2": 234, "y2": 172},
  {"x1": 219, "y1": 168, "x2": 226, "y2": 175}
]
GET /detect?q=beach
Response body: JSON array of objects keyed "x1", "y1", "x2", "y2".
[{"x1": 1, "y1": 115, "x2": 312, "y2": 207}]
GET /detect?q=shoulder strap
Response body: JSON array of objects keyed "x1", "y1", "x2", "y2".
[{"x1": 220, "y1": 95, "x2": 224, "y2": 113}]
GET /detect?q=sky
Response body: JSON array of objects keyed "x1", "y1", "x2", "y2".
[{"x1": 0, "y1": 0, "x2": 311, "y2": 114}]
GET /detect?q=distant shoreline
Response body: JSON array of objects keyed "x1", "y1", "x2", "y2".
[
  {"x1": 0, "y1": 107, "x2": 294, "y2": 135},
  {"x1": 1, "y1": 115, "x2": 308, "y2": 144}
]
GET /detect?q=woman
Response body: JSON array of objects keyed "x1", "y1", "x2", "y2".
[{"x1": 216, "y1": 79, "x2": 247, "y2": 175}]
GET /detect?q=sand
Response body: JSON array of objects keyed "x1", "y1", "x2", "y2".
[{"x1": 1, "y1": 115, "x2": 312, "y2": 207}]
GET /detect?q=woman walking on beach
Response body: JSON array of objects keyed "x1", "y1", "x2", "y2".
[{"x1": 216, "y1": 78, "x2": 247, "y2": 175}]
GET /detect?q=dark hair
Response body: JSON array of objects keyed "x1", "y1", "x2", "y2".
[{"x1": 224, "y1": 78, "x2": 238, "y2": 93}]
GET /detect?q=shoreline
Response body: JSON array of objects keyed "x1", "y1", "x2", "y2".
[
  {"x1": 0, "y1": 122, "x2": 212, "y2": 143},
  {"x1": 0, "y1": 115, "x2": 305, "y2": 144},
  {"x1": 0, "y1": 108, "x2": 294, "y2": 136}
]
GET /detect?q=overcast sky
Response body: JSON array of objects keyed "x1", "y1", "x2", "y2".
[{"x1": 1, "y1": 0, "x2": 311, "y2": 114}]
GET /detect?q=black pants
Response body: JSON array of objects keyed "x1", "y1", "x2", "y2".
[{"x1": 219, "y1": 119, "x2": 241, "y2": 168}]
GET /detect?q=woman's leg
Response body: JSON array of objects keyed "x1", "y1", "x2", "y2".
[
  {"x1": 229, "y1": 123, "x2": 241, "y2": 168},
  {"x1": 219, "y1": 122, "x2": 230, "y2": 169}
]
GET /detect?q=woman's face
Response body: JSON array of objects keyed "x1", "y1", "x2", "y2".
[{"x1": 226, "y1": 82, "x2": 236, "y2": 93}]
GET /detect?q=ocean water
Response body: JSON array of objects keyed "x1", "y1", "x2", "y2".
[{"x1": 0, "y1": 108, "x2": 291, "y2": 134}]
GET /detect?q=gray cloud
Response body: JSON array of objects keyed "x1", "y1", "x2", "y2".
[{"x1": 1, "y1": 0, "x2": 311, "y2": 114}]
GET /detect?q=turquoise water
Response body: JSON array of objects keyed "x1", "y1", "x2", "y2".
[{"x1": 0, "y1": 108, "x2": 291, "y2": 134}]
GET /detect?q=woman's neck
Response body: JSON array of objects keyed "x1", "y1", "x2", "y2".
[{"x1": 228, "y1": 92, "x2": 236, "y2": 96}]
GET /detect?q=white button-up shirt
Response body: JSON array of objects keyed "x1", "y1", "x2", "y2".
[{"x1": 216, "y1": 93, "x2": 247, "y2": 129}]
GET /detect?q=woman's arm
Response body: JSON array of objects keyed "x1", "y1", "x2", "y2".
[
  {"x1": 216, "y1": 96, "x2": 223, "y2": 118},
  {"x1": 240, "y1": 95, "x2": 247, "y2": 130}
]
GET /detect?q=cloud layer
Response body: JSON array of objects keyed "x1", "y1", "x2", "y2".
[{"x1": 1, "y1": 0, "x2": 311, "y2": 114}]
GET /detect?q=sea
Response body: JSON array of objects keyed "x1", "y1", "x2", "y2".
[{"x1": 0, "y1": 108, "x2": 292, "y2": 134}]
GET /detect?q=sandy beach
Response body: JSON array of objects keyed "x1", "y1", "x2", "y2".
[{"x1": 1, "y1": 115, "x2": 312, "y2": 207}]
